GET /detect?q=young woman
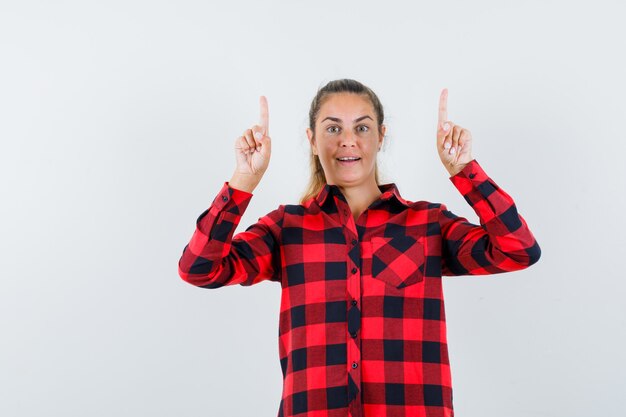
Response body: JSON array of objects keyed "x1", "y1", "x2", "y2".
[{"x1": 178, "y1": 79, "x2": 541, "y2": 417}]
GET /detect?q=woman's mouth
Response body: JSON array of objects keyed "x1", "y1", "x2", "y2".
[{"x1": 336, "y1": 157, "x2": 361, "y2": 166}]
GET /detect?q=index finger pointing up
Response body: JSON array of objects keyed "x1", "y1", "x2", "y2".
[
  {"x1": 259, "y1": 95, "x2": 269, "y2": 136},
  {"x1": 438, "y1": 88, "x2": 448, "y2": 127}
]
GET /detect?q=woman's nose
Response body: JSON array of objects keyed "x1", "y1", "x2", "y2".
[{"x1": 339, "y1": 131, "x2": 357, "y2": 147}]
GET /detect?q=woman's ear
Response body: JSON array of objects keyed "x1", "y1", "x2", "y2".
[
  {"x1": 379, "y1": 124, "x2": 387, "y2": 149},
  {"x1": 306, "y1": 127, "x2": 317, "y2": 155}
]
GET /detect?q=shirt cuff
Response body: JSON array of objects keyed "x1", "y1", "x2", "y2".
[
  {"x1": 448, "y1": 159, "x2": 488, "y2": 194},
  {"x1": 196, "y1": 181, "x2": 254, "y2": 225},
  {"x1": 214, "y1": 181, "x2": 253, "y2": 208}
]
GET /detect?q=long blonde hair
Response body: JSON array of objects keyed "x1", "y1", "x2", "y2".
[{"x1": 300, "y1": 79, "x2": 386, "y2": 204}]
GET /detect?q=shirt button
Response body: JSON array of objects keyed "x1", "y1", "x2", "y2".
[
  {"x1": 352, "y1": 239, "x2": 357, "y2": 246},
  {"x1": 351, "y1": 267, "x2": 358, "y2": 274},
  {"x1": 351, "y1": 299, "x2": 357, "y2": 306},
  {"x1": 352, "y1": 362, "x2": 358, "y2": 369},
  {"x1": 469, "y1": 173, "x2": 476, "y2": 179},
  {"x1": 350, "y1": 332, "x2": 357, "y2": 338},
  {"x1": 222, "y1": 195, "x2": 228, "y2": 201},
  {"x1": 343, "y1": 209, "x2": 348, "y2": 215}
]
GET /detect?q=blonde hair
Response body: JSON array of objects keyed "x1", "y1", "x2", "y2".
[{"x1": 300, "y1": 79, "x2": 386, "y2": 204}]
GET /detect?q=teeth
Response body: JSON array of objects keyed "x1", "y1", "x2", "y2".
[{"x1": 338, "y1": 157, "x2": 360, "y2": 161}]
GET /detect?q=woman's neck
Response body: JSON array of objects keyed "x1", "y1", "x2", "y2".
[{"x1": 337, "y1": 182, "x2": 382, "y2": 221}]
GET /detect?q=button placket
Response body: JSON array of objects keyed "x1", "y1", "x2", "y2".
[
  {"x1": 346, "y1": 256, "x2": 362, "y2": 404},
  {"x1": 338, "y1": 204, "x2": 361, "y2": 410}
]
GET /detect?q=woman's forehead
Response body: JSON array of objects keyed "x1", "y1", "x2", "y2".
[{"x1": 318, "y1": 93, "x2": 374, "y2": 121}]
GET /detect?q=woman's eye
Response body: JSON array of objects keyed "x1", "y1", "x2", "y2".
[{"x1": 326, "y1": 125, "x2": 369, "y2": 134}]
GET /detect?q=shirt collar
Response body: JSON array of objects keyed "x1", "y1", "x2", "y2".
[{"x1": 314, "y1": 182, "x2": 410, "y2": 208}]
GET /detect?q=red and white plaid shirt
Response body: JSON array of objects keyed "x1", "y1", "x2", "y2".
[{"x1": 178, "y1": 159, "x2": 541, "y2": 417}]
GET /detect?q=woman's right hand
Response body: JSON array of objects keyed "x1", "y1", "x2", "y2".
[{"x1": 234, "y1": 96, "x2": 272, "y2": 178}]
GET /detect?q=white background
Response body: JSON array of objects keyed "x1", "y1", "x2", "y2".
[{"x1": 1, "y1": 1, "x2": 625, "y2": 416}]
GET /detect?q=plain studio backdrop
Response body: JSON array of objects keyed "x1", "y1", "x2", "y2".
[{"x1": 1, "y1": 1, "x2": 625, "y2": 416}]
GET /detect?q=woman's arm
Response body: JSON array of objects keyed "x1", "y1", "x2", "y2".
[
  {"x1": 433, "y1": 89, "x2": 540, "y2": 274},
  {"x1": 177, "y1": 95, "x2": 281, "y2": 288},
  {"x1": 439, "y1": 159, "x2": 541, "y2": 275}
]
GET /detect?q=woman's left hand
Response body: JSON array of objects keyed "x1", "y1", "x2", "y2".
[{"x1": 437, "y1": 88, "x2": 474, "y2": 176}]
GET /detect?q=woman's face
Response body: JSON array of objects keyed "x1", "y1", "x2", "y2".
[{"x1": 306, "y1": 93, "x2": 385, "y2": 187}]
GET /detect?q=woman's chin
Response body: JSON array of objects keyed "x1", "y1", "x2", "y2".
[
  {"x1": 332, "y1": 172, "x2": 368, "y2": 186},
  {"x1": 327, "y1": 163, "x2": 374, "y2": 185}
]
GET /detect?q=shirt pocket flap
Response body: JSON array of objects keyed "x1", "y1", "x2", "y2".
[{"x1": 370, "y1": 235, "x2": 425, "y2": 289}]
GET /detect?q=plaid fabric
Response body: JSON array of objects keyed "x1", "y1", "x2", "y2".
[{"x1": 178, "y1": 159, "x2": 541, "y2": 417}]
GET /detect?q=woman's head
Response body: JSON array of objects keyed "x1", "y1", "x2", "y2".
[{"x1": 301, "y1": 79, "x2": 386, "y2": 204}]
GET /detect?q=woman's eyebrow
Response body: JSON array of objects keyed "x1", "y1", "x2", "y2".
[{"x1": 321, "y1": 115, "x2": 374, "y2": 123}]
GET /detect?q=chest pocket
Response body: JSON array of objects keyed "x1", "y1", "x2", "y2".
[{"x1": 370, "y1": 235, "x2": 425, "y2": 289}]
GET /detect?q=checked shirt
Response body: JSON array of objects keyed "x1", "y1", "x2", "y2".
[{"x1": 177, "y1": 159, "x2": 541, "y2": 417}]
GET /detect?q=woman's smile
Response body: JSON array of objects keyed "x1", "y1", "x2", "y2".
[{"x1": 336, "y1": 155, "x2": 362, "y2": 166}]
